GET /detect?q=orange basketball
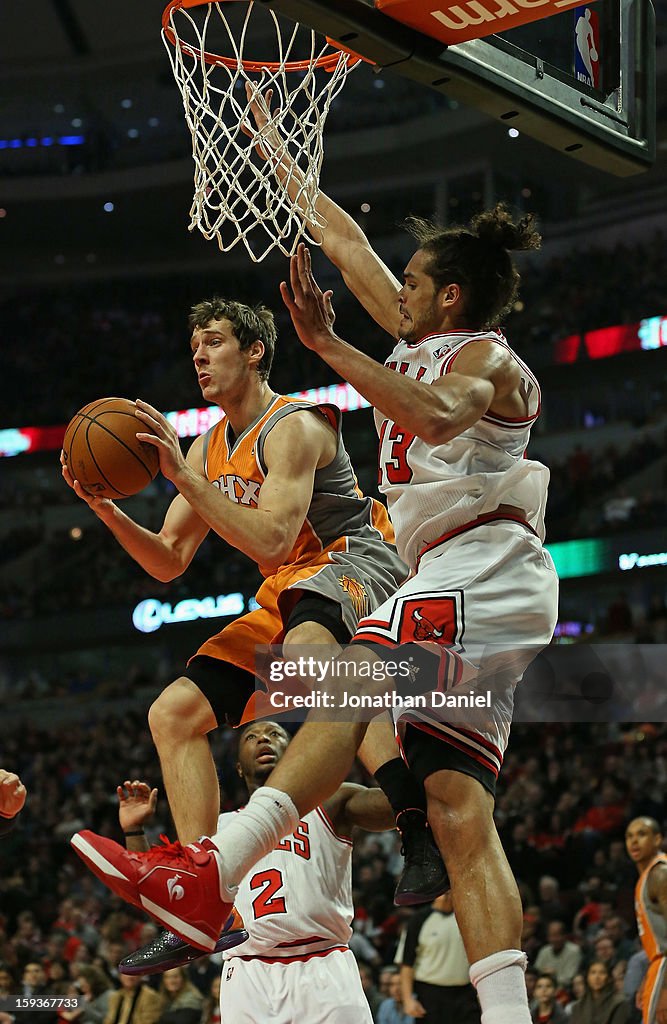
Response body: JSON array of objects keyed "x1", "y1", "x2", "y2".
[{"x1": 63, "y1": 397, "x2": 160, "y2": 499}]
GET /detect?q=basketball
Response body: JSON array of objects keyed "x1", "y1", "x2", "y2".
[{"x1": 62, "y1": 397, "x2": 160, "y2": 499}]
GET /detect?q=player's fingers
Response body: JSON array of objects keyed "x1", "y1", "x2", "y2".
[
  {"x1": 135, "y1": 432, "x2": 161, "y2": 448},
  {"x1": 135, "y1": 399, "x2": 165, "y2": 425},
  {"x1": 280, "y1": 280, "x2": 296, "y2": 313},
  {"x1": 290, "y1": 252, "x2": 305, "y2": 300}
]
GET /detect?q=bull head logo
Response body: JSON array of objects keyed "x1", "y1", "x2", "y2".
[{"x1": 412, "y1": 607, "x2": 444, "y2": 642}]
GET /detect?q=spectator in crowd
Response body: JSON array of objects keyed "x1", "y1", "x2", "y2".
[
  {"x1": 62, "y1": 967, "x2": 114, "y2": 1024},
  {"x1": 0, "y1": 968, "x2": 17, "y2": 998},
  {"x1": 102, "y1": 975, "x2": 162, "y2": 1024},
  {"x1": 377, "y1": 971, "x2": 413, "y2": 1024},
  {"x1": 592, "y1": 936, "x2": 619, "y2": 973},
  {"x1": 538, "y1": 877, "x2": 572, "y2": 929},
  {"x1": 398, "y1": 891, "x2": 479, "y2": 1023},
  {"x1": 199, "y1": 977, "x2": 220, "y2": 1024},
  {"x1": 535, "y1": 923, "x2": 583, "y2": 988},
  {"x1": 604, "y1": 919, "x2": 636, "y2": 964},
  {"x1": 568, "y1": 961, "x2": 629, "y2": 1024},
  {"x1": 565, "y1": 975, "x2": 587, "y2": 1016},
  {"x1": 358, "y1": 962, "x2": 384, "y2": 1022},
  {"x1": 156, "y1": 969, "x2": 203, "y2": 1024},
  {"x1": 526, "y1": 967, "x2": 539, "y2": 1010},
  {"x1": 531, "y1": 973, "x2": 568, "y2": 1024}
]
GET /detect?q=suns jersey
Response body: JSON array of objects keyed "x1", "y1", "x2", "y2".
[
  {"x1": 636, "y1": 853, "x2": 667, "y2": 959},
  {"x1": 203, "y1": 395, "x2": 399, "y2": 578},
  {"x1": 218, "y1": 806, "x2": 354, "y2": 960},
  {"x1": 375, "y1": 330, "x2": 550, "y2": 570}
]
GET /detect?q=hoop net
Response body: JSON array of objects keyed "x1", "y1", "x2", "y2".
[{"x1": 162, "y1": 0, "x2": 359, "y2": 262}]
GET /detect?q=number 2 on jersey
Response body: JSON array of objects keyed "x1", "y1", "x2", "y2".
[
  {"x1": 379, "y1": 420, "x2": 415, "y2": 485},
  {"x1": 250, "y1": 868, "x2": 287, "y2": 920}
]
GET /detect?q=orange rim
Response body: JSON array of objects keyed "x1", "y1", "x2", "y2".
[{"x1": 162, "y1": 0, "x2": 361, "y2": 71}]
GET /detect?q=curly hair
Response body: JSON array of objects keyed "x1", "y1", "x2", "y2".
[{"x1": 404, "y1": 203, "x2": 541, "y2": 329}]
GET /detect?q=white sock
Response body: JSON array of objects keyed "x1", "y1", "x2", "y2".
[
  {"x1": 469, "y1": 950, "x2": 530, "y2": 1024},
  {"x1": 209, "y1": 786, "x2": 300, "y2": 900}
]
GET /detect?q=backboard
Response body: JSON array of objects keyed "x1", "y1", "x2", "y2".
[{"x1": 262, "y1": 0, "x2": 655, "y2": 176}]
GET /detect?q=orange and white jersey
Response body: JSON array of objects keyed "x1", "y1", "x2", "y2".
[
  {"x1": 375, "y1": 330, "x2": 549, "y2": 570},
  {"x1": 217, "y1": 806, "x2": 353, "y2": 961},
  {"x1": 635, "y1": 853, "x2": 667, "y2": 960},
  {"x1": 203, "y1": 395, "x2": 400, "y2": 578}
]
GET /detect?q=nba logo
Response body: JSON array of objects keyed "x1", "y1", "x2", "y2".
[{"x1": 574, "y1": 6, "x2": 600, "y2": 89}]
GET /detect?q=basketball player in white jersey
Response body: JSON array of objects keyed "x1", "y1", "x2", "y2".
[
  {"x1": 70, "y1": 112, "x2": 558, "y2": 1024},
  {"x1": 113, "y1": 721, "x2": 395, "y2": 1024}
]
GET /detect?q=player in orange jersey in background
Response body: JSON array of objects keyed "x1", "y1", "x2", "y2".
[{"x1": 626, "y1": 817, "x2": 667, "y2": 1024}]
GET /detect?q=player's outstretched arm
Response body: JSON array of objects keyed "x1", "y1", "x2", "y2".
[
  {"x1": 325, "y1": 782, "x2": 395, "y2": 836},
  {"x1": 61, "y1": 431, "x2": 210, "y2": 583},
  {"x1": 283, "y1": 245, "x2": 517, "y2": 445},
  {"x1": 137, "y1": 398, "x2": 330, "y2": 571},
  {"x1": 246, "y1": 84, "x2": 401, "y2": 339}
]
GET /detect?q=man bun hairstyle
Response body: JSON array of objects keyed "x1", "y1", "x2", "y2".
[
  {"x1": 189, "y1": 297, "x2": 276, "y2": 380},
  {"x1": 405, "y1": 203, "x2": 541, "y2": 330}
]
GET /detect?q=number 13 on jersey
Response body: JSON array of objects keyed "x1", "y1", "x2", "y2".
[{"x1": 379, "y1": 420, "x2": 415, "y2": 486}]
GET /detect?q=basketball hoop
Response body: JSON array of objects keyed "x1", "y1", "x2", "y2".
[{"x1": 162, "y1": 0, "x2": 362, "y2": 262}]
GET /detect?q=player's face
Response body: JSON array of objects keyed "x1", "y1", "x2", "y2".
[
  {"x1": 238, "y1": 722, "x2": 291, "y2": 785},
  {"x1": 626, "y1": 818, "x2": 662, "y2": 865},
  {"x1": 398, "y1": 250, "x2": 451, "y2": 343},
  {"x1": 190, "y1": 318, "x2": 251, "y2": 401}
]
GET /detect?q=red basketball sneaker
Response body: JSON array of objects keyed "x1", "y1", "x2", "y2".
[{"x1": 71, "y1": 831, "x2": 232, "y2": 952}]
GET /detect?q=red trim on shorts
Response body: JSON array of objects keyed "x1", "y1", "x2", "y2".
[
  {"x1": 410, "y1": 720, "x2": 501, "y2": 777},
  {"x1": 416, "y1": 513, "x2": 537, "y2": 569},
  {"x1": 232, "y1": 945, "x2": 349, "y2": 964},
  {"x1": 316, "y1": 806, "x2": 353, "y2": 846},
  {"x1": 276, "y1": 935, "x2": 330, "y2": 948}
]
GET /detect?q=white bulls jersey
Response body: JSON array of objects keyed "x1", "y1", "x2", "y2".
[
  {"x1": 376, "y1": 329, "x2": 549, "y2": 569},
  {"x1": 218, "y1": 805, "x2": 353, "y2": 961}
]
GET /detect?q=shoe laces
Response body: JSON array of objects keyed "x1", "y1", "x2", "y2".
[{"x1": 138, "y1": 835, "x2": 189, "y2": 862}]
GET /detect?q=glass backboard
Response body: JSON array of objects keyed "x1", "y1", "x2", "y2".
[{"x1": 264, "y1": 0, "x2": 655, "y2": 176}]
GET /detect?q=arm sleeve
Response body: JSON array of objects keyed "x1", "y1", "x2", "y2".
[{"x1": 401, "y1": 910, "x2": 428, "y2": 968}]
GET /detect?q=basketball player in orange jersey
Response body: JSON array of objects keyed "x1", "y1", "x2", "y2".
[
  {"x1": 115, "y1": 722, "x2": 394, "y2": 1023},
  {"x1": 69, "y1": 101, "x2": 557, "y2": 1024},
  {"x1": 626, "y1": 817, "x2": 667, "y2": 1024},
  {"x1": 62, "y1": 296, "x2": 448, "y2": 931}
]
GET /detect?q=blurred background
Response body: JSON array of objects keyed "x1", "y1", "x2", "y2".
[{"x1": 1, "y1": 1, "x2": 667, "y2": 1017}]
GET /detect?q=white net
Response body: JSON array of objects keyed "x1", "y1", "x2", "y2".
[{"x1": 162, "y1": 1, "x2": 357, "y2": 262}]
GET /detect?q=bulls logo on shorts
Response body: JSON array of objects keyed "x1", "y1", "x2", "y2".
[
  {"x1": 354, "y1": 590, "x2": 464, "y2": 652},
  {"x1": 398, "y1": 596, "x2": 457, "y2": 645}
]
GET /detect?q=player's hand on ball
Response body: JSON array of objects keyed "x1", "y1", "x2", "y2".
[
  {"x1": 0, "y1": 770, "x2": 27, "y2": 819},
  {"x1": 117, "y1": 779, "x2": 158, "y2": 831},
  {"x1": 60, "y1": 451, "x2": 115, "y2": 515},
  {"x1": 134, "y1": 400, "x2": 188, "y2": 483}
]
